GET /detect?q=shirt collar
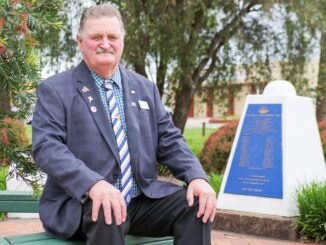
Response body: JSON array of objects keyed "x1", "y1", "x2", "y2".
[{"x1": 89, "y1": 67, "x2": 122, "y2": 90}]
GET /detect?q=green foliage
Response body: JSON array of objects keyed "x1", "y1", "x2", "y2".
[
  {"x1": 199, "y1": 121, "x2": 238, "y2": 174},
  {"x1": 295, "y1": 181, "x2": 326, "y2": 241},
  {"x1": 284, "y1": 1, "x2": 326, "y2": 120},
  {"x1": 208, "y1": 173, "x2": 223, "y2": 194},
  {"x1": 26, "y1": 124, "x2": 32, "y2": 144},
  {"x1": 0, "y1": 166, "x2": 7, "y2": 221},
  {"x1": 37, "y1": 0, "x2": 79, "y2": 72},
  {"x1": 0, "y1": 166, "x2": 7, "y2": 190},
  {"x1": 0, "y1": 0, "x2": 64, "y2": 192},
  {"x1": 0, "y1": 0, "x2": 64, "y2": 119},
  {"x1": 158, "y1": 164, "x2": 171, "y2": 177}
]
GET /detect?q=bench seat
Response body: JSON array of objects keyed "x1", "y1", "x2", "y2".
[
  {"x1": 1, "y1": 232, "x2": 173, "y2": 244},
  {"x1": 0, "y1": 191, "x2": 173, "y2": 245}
]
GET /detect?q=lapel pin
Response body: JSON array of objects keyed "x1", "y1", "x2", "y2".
[
  {"x1": 82, "y1": 86, "x2": 90, "y2": 93},
  {"x1": 131, "y1": 90, "x2": 136, "y2": 94},
  {"x1": 91, "y1": 106, "x2": 97, "y2": 113},
  {"x1": 88, "y1": 96, "x2": 93, "y2": 103},
  {"x1": 131, "y1": 102, "x2": 137, "y2": 107}
]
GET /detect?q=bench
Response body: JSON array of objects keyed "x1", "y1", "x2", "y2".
[{"x1": 0, "y1": 191, "x2": 173, "y2": 244}]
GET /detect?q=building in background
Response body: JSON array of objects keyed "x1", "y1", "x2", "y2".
[{"x1": 187, "y1": 58, "x2": 320, "y2": 121}]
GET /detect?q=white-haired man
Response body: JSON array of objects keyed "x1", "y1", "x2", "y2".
[{"x1": 33, "y1": 3, "x2": 216, "y2": 245}]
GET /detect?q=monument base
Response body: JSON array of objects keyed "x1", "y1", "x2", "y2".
[{"x1": 214, "y1": 209, "x2": 298, "y2": 241}]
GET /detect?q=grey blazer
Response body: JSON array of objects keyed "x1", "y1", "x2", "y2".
[{"x1": 32, "y1": 60, "x2": 207, "y2": 239}]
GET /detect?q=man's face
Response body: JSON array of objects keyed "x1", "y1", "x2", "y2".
[{"x1": 77, "y1": 16, "x2": 124, "y2": 73}]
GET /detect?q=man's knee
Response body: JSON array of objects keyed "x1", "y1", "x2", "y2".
[
  {"x1": 166, "y1": 189, "x2": 201, "y2": 219},
  {"x1": 82, "y1": 199, "x2": 129, "y2": 235}
]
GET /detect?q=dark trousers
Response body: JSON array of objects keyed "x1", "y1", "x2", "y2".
[{"x1": 74, "y1": 189, "x2": 211, "y2": 245}]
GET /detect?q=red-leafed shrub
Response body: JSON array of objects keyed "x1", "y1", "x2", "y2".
[
  {"x1": 199, "y1": 121, "x2": 239, "y2": 174},
  {"x1": 0, "y1": 118, "x2": 29, "y2": 166}
]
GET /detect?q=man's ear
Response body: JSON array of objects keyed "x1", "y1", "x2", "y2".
[{"x1": 76, "y1": 34, "x2": 82, "y2": 48}]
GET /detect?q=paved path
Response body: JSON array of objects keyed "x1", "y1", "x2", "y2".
[{"x1": 0, "y1": 218, "x2": 320, "y2": 244}]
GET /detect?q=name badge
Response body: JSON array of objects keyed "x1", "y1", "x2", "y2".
[{"x1": 138, "y1": 100, "x2": 149, "y2": 110}]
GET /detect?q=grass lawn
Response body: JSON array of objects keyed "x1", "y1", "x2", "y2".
[
  {"x1": 26, "y1": 125, "x2": 32, "y2": 145},
  {"x1": 183, "y1": 128, "x2": 217, "y2": 157},
  {"x1": 25, "y1": 125, "x2": 217, "y2": 157}
]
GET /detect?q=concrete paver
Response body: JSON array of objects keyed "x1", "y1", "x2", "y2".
[{"x1": 0, "y1": 218, "x2": 321, "y2": 244}]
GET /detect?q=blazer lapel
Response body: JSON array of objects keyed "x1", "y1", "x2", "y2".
[
  {"x1": 120, "y1": 66, "x2": 140, "y2": 165},
  {"x1": 74, "y1": 61, "x2": 120, "y2": 163}
]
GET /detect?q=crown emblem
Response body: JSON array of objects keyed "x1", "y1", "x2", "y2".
[{"x1": 259, "y1": 106, "x2": 268, "y2": 114}]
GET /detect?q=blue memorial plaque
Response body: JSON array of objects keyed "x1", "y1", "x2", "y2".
[{"x1": 224, "y1": 104, "x2": 283, "y2": 198}]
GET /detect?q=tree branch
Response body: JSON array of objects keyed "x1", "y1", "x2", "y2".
[{"x1": 192, "y1": 0, "x2": 263, "y2": 84}]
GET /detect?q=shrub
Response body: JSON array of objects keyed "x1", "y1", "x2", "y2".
[
  {"x1": 0, "y1": 166, "x2": 7, "y2": 190},
  {"x1": 295, "y1": 181, "x2": 326, "y2": 241},
  {"x1": 199, "y1": 121, "x2": 238, "y2": 174},
  {"x1": 0, "y1": 166, "x2": 7, "y2": 221},
  {"x1": 158, "y1": 164, "x2": 171, "y2": 176},
  {"x1": 208, "y1": 173, "x2": 223, "y2": 194},
  {"x1": 0, "y1": 118, "x2": 29, "y2": 166},
  {"x1": 0, "y1": 118, "x2": 41, "y2": 192}
]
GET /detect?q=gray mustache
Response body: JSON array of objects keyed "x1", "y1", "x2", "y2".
[{"x1": 96, "y1": 47, "x2": 114, "y2": 54}]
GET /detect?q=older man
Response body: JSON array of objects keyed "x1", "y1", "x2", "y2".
[{"x1": 32, "y1": 3, "x2": 216, "y2": 245}]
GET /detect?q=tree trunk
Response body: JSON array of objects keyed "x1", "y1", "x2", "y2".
[
  {"x1": 173, "y1": 80, "x2": 196, "y2": 133},
  {"x1": 0, "y1": 80, "x2": 10, "y2": 115},
  {"x1": 134, "y1": 63, "x2": 147, "y2": 78},
  {"x1": 157, "y1": 55, "x2": 167, "y2": 98},
  {"x1": 316, "y1": 31, "x2": 326, "y2": 121}
]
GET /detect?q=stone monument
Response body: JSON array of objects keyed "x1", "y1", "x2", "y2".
[{"x1": 215, "y1": 80, "x2": 326, "y2": 239}]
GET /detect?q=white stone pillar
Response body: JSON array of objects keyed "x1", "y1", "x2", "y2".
[{"x1": 217, "y1": 80, "x2": 326, "y2": 217}]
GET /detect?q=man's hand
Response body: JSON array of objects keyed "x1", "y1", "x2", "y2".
[
  {"x1": 88, "y1": 180, "x2": 126, "y2": 225},
  {"x1": 187, "y1": 178, "x2": 216, "y2": 223}
]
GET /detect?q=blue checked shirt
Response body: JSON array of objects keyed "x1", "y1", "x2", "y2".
[{"x1": 90, "y1": 68, "x2": 141, "y2": 199}]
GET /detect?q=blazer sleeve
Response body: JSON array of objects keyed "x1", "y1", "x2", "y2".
[
  {"x1": 32, "y1": 81, "x2": 104, "y2": 201},
  {"x1": 153, "y1": 83, "x2": 208, "y2": 184}
]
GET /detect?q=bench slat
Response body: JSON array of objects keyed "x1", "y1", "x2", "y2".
[
  {"x1": 0, "y1": 237, "x2": 10, "y2": 245},
  {"x1": 5, "y1": 233, "x2": 83, "y2": 244},
  {"x1": 125, "y1": 235, "x2": 173, "y2": 245},
  {"x1": 5, "y1": 232, "x2": 173, "y2": 245},
  {"x1": 0, "y1": 200, "x2": 39, "y2": 213},
  {"x1": 5, "y1": 232, "x2": 56, "y2": 243},
  {"x1": 0, "y1": 191, "x2": 39, "y2": 201}
]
